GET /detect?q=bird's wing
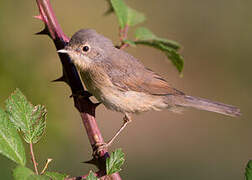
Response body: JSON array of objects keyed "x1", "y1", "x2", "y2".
[{"x1": 102, "y1": 48, "x2": 184, "y2": 96}]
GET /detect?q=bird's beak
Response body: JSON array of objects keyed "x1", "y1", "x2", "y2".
[{"x1": 57, "y1": 49, "x2": 69, "y2": 54}]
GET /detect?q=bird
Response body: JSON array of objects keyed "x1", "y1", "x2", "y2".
[{"x1": 58, "y1": 29, "x2": 241, "y2": 149}]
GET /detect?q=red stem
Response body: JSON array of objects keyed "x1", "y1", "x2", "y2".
[
  {"x1": 35, "y1": 0, "x2": 121, "y2": 179},
  {"x1": 119, "y1": 25, "x2": 130, "y2": 49},
  {"x1": 119, "y1": 25, "x2": 129, "y2": 41},
  {"x1": 30, "y1": 143, "x2": 39, "y2": 174}
]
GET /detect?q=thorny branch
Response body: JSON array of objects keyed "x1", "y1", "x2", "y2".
[{"x1": 35, "y1": 0, "x2": 122, "y2": 179}]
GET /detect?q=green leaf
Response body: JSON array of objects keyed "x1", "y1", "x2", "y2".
[
  {"x1": 135, "y1": 27, "x2": 156, "y2": 40},
  {"x1": 44, "y1": 172, "x2": 68, "y2": 180},
  {"x1": 111, "y1": 0, "x2": 128, "y2": 28},
  {"x1": 0, "y1": 108, "x2": 26, "y2": 165},
  {"x1": 110, "y1": 0, "x2": 145, "y2": 28},
  {"x1": 123, "y1": 39, "x2": 136, "y2": 47},
  {"x1": 134, "y1": 27, "x2": 184, "y2": 73},
  {"x1": 135, "y1": 27, "x2": 180, "y2": 50},
  {"x1": 127, "y1": 7, "x2": 145, "y2": 27},
  {"x1": 245, "y1": 160, "x2": 252, "y2": 180},
  {"x1": 27, "y1": 175, "x2": 50, "y2": 180},
  {"x1": 29, "y1": 105, "x2": 47, "y2": 143},
  {"x1": 13, "y1": 166, "x2": 50, "y2": 180},
  {"x1": 166, "y1": 51, "x2": 184, "y2": 74},
  {"x1": 5, "y1": 89, "x2": 47, "y2": 144},
  {"x1": 86, "y1": 171, "x2": 98, "y2": 180},
  {"x1": 106, "y1": 148, "x2": 125, "y2": 175},
  {"x1": 13, "y1": 166, "x2": 34, "y2": 180}
]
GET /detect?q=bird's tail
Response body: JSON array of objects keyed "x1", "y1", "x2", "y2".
[{"x1": 176, "y1": 95, "x2": 241, "y2": 117}]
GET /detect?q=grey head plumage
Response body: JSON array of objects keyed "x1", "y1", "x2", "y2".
[
  {"x1": 68, "y1": 29, "x2": 114, "y2": 50},
  {"x1": 64, "y1": 29, "x2": 117, "y2": 69}
]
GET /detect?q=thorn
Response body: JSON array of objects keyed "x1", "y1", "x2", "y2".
[
  {"x1": 83, "y1": 158, "x2": 99, "y2": 166},
  {"x1": 35, "y1": 27, "x2": 49, "y2": 36},
  {"x1": 51, "y1": 76, "x2": 66, "y2": 83},
  {"x1": 34, "y1": 15, "x2": 43, "y2": 21}
]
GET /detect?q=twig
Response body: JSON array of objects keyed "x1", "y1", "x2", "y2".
[
  {"x1": 41, "y1": 158, "x2": 53, "y2": 175},
  {"x1": 29, "y1": 143, "x2": 39, "y2": 174},
  {"x1": 119, "y1": 25, "x2": 129, "y2": 41},
  {"x1": 119, "y1": 25, "x2": 130, "y2": 49},
  {"x1": 34, "y1": 0, "x2": 121, "y2": 179}
]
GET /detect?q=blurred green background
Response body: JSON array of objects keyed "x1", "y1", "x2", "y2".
[{"x1": 0, "y1": 0, "x2": 251, "y2": 179}]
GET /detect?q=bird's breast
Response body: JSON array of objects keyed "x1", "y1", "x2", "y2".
[
  {"x1": 79, "y1": 67, "x2": 168, "y2": 113},
  {"x1": 79, "y1": 67, "x2": 112, "y2": 100}
]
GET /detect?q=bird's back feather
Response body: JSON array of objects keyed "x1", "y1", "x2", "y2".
[{"x1": 100, "y1": 48, "x2": 183, "y2": 96}]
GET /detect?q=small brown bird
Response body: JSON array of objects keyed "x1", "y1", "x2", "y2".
[{"x1": 58, "y1": 29, "x2": 241, "y2": 148}]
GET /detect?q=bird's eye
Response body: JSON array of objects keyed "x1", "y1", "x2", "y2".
[{"x1": 82, "y1": 45, "x2": 90, "y2": 52}]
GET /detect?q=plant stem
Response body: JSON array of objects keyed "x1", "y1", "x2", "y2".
[
  {"x1": 29, "y1": 143, "x2": 39, "y2": 174},
  {"x1": 41, "y1": 158, "x2": 53, "y2": 174},
  {"x1": 119, "y1": 25, "x2": 129, "y2": 41},
  {"x1": 119, "y1": 25, "x2": 130, "y2": 49},
  {"x1": 35, "y1": 0, "x2": 121, "y2": 179}
]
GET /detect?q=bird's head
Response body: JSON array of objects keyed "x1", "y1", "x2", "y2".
[{"x1": 58, "y1": 29, "x2": 114, "y2": 70}]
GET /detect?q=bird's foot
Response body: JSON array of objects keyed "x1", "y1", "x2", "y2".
[{"x1": 92, "y1": 114, "x2": 132, "y2": 157}]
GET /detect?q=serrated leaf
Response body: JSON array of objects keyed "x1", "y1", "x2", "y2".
[
  {"x1": 29, "y1": 105, "x2": 47, "y2": 143},
  {"x1": 127, "y1": 7, "x2": 145, "y2": 27},
  {"x1": 134, "y1": 27, "x2": 184, "y2": 73},
  {"x1": 13, "y1": 166, "x2": 34, "y2": 180},
  {"x1": 0, "y1": 109, "x2": 26, "y2": 165},
  {"x1": 106, "y1": 148, "x2": 125, "y2": 175},
  {"x1": 245, "y1": 160, "x2": 252, "y2": 180},
  {"x1": 86, "y1": 171, "x2": 98, "y2": 180},
  {"x1": 110, "y1": 0, "x2": 145, "y2": 28},
  {"x1": 111, "y1": 0, "x2": 128, "y2": 28},
  {"x1": 135, "y1": 27, "x2": 180, "y2": 50},
  {"x1": 13, "y1": 167, "x2": 50, "y2": 180},
  {"x1": 5, "y1": 89, "x2": 47, "y2": 144},
  {"x1": 5, "y1": 89, "x2": 34, "y2": 133},
  {"x1": 44, "y1": 171, "x2": 68, "y2": 180}
]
